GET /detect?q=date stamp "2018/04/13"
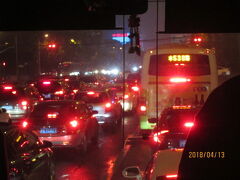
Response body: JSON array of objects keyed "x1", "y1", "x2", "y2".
[{"x1": 188, "y1": 152, "x2": 225, "y2": 159}]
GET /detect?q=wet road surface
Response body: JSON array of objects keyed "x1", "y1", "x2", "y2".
[{"x1": 53, "y1": 114, "x2": 144, "y2": 180}]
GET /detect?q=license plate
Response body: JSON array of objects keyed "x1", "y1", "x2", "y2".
[
  {"x1": 1, "y1": 105, "x2": 13, "y2": 110},
  {"x1": 43, "y1": 94, "x2": 51, "y2": 98},
  {"x1": 179, "y1": 139, "x2": 187, "y2": 148},
  {"x1": 40, "y1": 128, "x2": 57, "y2": 134}
]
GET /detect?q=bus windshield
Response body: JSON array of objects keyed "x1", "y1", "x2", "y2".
[{"x1": 148, "y1": 54, "x2": 210, "y2": 76}]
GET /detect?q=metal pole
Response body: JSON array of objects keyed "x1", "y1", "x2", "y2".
[
  {"x1": 156, "y1": 0, "x2": 159, "y2": 130},
  {"x1": 122, "y1": 15, "x2": 126, "y2": 147},
  {"x1": 38, "y1": 40, "x2": 41, "y2": 75},
  {"x1": 15, "y1": 34, "x2": 19, "y2": 80}
]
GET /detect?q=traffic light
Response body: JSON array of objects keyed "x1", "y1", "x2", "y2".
[
  {"x1": 48, "y1": 43, "x2": 56, "y2": 48},
  {"x1": 193, "y1": 37, "x2": 202, "y2": 43}
]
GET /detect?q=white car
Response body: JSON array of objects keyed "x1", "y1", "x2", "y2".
[{"x1": 122, "y1": 148, "x2": 183, "y2": 180}]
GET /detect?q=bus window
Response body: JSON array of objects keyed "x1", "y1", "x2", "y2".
[{"x1": 148, "y1": 54, "x2": 210, "y2": 76}]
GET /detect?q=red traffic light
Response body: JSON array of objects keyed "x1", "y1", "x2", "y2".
[
  {"x1": 193, "y1": 37, "x2": 202, "y2": 43},
  {"x1": 48, "y1": 44, "x2": 56, "y2": 48}
]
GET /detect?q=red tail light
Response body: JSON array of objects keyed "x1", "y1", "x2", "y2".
[
  {"x1": 184, "y1": 122, "x2": 194, "y2": 128},
  {"x1": 20, "y1": 100, "x2": 28, "y2": 110},
  {"x1": 124, "y1": 94, "x2": 129, "y2": 99},
  {"x1": 169, "y1": 77, "x2": 191, "y2": 83},
  {"x1": 3, "y1": 86, "x2": 13, "y2": 90},
  {"x1": 42, "y1": 81, "x2": 51, "y2": 85},
  {"x1": 55, "y1": 90, "x2": 64, "y2": 95},
  {"x1": 140, "y1": 105, "x2": 146, "y2": 112},
  {"x1": 12, "y1": 91, "x2": 17, "y2": 95},
  {"x1": 64, "y1": 78, "x2": 69, "y2": 82},
  {"x1": 47, "y1": 113, "x2": 58, "y2": 119},
  {"x1": 166, "y1": 174, "x2": 178, "y2": 179},
  {"x1": 73, "y1": 89, "x2": 78, "y2": 94},
  {"x1": 87, "y1": 91, "x2": 95, "y2": 95},
  {"x1": 22, "y1": 121, "x2": 28, "y2": 128},
  {"x1": 69, "y1": 120, "x2": 78, "y2": 128},
  {"x1": 131, "y1": 86, "x2": 139, "y2": 92},
  {"x1": 105, "y1": 102, "x2": 112, "y2": 109}
]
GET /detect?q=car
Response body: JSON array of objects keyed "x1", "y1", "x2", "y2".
[
  {"x1": 0, "y1": 84, "x2": 40, "y2": 123},
  {"x1": 108, "y1": 84, "x2": 139, "y2": 113},
  {"x1": 79, "y1": 75, "x2": 101, "y2": 88},
  {"x1": 150, "y1": 105, "x2": 200, "y2": 149},
  {"x1": 35, "y1": 79, "x2": 67, "y2": 100},
  {"x1": 74, "y1": 90, "x2": 122, "y2": 131},
  {"x1": 21, "y1": 100, "x2": 99, "y2": 153},
  {"x1": 0, "y1": 123, "x2": 55, "y2": 180},
  {"x1": 122, "y1": 148, "x2": 183, "y2": 180}
]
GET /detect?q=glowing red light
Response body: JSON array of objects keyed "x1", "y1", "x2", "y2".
[
  {"x1": 21, "y1": 101, "x2": 28, "y2": 106},
  {"x1": 47, "y1": 113, "x2": 57, "y2": 118},
  {"x1": 22, "y1": 121, "x2": 28, "y2": 128},
  {"x1": 166, "y1": 174, "x2": 178, "y2": 179},
  {"x1": 64, "y1": 78, "x2": 69, "y2": 82},
  {"x1": 184, "y1": 122, "x2": 194, "y2": 127},
  {"x1": 48, "y1": 44, "x2": 56, "y2": 48},
  {"x1": 105, "y1": 102, "x2": 112, "y2": 108},
  {"x1": 55, "y1": 90, "x2": 64, "y2": 95},
  {"x1": 193, "y1": 37, "x2": 202, "y2": 43},
  {"x1": 20, "y1": 140, "x2": 29, "y2": 147},
  {"x1": 169, "y1": 77, "x2": 191, "y2": 83},
  {"x1": 42, "y1": 81, "x2": 51, "y2": 85},
  {"x1": 70, "y1": 120, "x2": 78, "y2": 127},
  {"x1": 4, "y1": 86, "x2": 13, "y2": 90},
  {"x1": 131, "y1": 86, "x2": 139, "y2": 92},
  {"x1": 124, "y1": 94, "x2": 129, "y2": 99},
  {"x1": 140, "y1": 105, "x2": 147, "y2": 112},
  {"x1": 73, "y1": 89, "x2": 78, "y2": 94},
  {"x1": 87, "y1": 91, "x2": 95, "y2": 95},
  {"x1": 112, "y1": 33, "x2": 129, "y2": 37},
  {"x1": 12, "y1": 91, "x2": 17, "y2": 95}
]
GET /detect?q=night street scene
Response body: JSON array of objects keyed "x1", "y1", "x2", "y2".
[{"x1": 1, "y1": 1, "x2": 240, "y2": 180}]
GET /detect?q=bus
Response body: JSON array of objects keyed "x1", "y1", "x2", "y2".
[{"x1": 138, "y1": 44, "x2": 218, "y2": 136}]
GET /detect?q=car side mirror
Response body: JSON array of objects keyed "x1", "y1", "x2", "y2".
[
  {"x1": 122, "y1": 166, "x2": 142, "y2": 179},
  {"x1": 148, "y1": 118, "x2": 157, "y2": 123},
  {"x1": 40, "y1": 140, "x2": 53, "y2": 148}
]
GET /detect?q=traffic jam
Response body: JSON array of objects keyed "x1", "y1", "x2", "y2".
[{"x1": 0, "y1": 2, "x2": 237, "y2": 180}]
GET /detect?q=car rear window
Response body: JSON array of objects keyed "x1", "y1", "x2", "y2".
[
  {"x1": 160, "y1": 110, "x2": 197, "y2": 128},
  {"x1": 36, "y1": 81, "x2": 62, "y2": 93},
  {"x1": 30, "y1": 103, "x2": 71, "y2": 118},
  {"x1": 75, "y1": 92, "x2": 109, "y2": 103}
]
